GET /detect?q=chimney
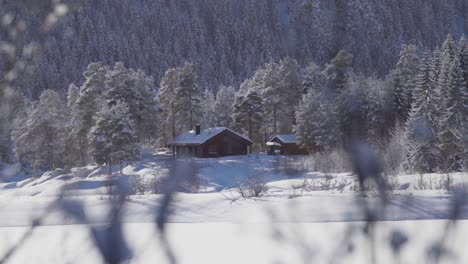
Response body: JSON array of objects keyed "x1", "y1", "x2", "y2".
[{"x1": 195, "y1": 124, "x2": 201, "y2": 135}]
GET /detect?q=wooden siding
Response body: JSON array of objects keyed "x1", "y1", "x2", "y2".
[
  {"x1": 267, "y1": 137, "x2": 309, "y2": 155},
  {"x1": 173, "y1": 130, "x2": 251, "y2": 158}
]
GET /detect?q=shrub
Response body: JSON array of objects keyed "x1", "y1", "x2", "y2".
[{"x1": 238, "y1": 174, "x2": 268, "y2": 198}]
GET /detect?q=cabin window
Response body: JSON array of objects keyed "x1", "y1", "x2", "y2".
[{"x1": 208, "y1": 144, "x2": 217, "y2": 154}]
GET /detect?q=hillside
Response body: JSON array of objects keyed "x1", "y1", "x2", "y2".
[{"x1": 14, "y1": 0, "x2": 467, "y2": 97}]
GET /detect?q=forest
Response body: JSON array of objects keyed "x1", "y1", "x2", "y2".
[
  {"x1": 2, "y1": 34, "x2": 467, "y2": 177},
  {"x1": 1, "y1": 0, "x2": 467, "y2": 175}
]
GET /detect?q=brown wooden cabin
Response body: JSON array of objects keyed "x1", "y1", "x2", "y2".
[
  {"x1": 167, "y1": 125, "x2": 253, "y2": 158},
  {"x1": 266, "y1": 134, "x2": 309, "y2": 155}
]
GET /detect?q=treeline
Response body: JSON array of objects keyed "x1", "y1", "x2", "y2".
[
  {"x1": 296, "y1": 35, "x2": 468, "y2": 173},
  {"x1": 6, "y1": 34, "x2": 468, "y2": 175},
  {"x1": 9, "y1": 0, "x2": 466, "y2": 98}
]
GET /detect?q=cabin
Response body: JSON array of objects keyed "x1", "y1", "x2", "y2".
[
  {"x1": 167, "y1": 125, "x2": 253, "y2": 158},
  {"x1": 266, "y1": 134, "x2": 309, "y2": 155}
]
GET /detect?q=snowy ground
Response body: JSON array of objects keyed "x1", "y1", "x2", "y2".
[{"x1": 1, "y1": 153, "x2": 468, "y2": 263}]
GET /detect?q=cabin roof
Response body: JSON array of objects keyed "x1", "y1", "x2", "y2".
[
  {"x1": 268, "y1": 134, "x2": 298, "y2": 144},
  {"x1": 167, "y1": 127, "x2": 253, "y2": 146}
]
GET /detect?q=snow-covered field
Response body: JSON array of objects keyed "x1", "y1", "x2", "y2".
[{"x1": 1, "y1": 153, "x2": 468, "y2": 263}]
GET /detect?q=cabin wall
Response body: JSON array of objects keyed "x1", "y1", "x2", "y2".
[
  {"x1": 201, "y1": 131, "x2": 249, "y2": 157},
  {"x1": 268, "y1": 137, "x2": 309, "y2": 155},
  {"x1": 171, "y1": 130, "x2": 251, "y2": 158}
]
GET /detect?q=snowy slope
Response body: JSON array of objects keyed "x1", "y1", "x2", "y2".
[{"x1": 1, "y1": 153, "x2": 468, "y2": 263}]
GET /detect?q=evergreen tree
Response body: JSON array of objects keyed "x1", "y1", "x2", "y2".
[
  {"x1": 406, "y1": 51, "x2": 441, "y2": 173},
  {"x1": 232, "y1": 91, "x2": 264, "y2": 149},
  {"x1": 11, "y1": 90, "x2": 67, "y2": 175},
  {"x1": 213, "y1": 85, "x2": 236, "y2": 127},
  {"x1": 302, "y1": 63, "x2": 324, "y2": 95},
  {"x1": 324, "y1": 50, "x2": 353, "y2": 93},
  {"x1": 105, "y1": 63, "x2": 159, "y2": 142},
  {"x1": 158, "y1": 68, "x2": 179, "y2": 140},
  {"x1": 438, "y1": 48, "x2": 468, "y2": 171},
  {"x1": 158, "y1": 63, "x2": 201, "y2": 141},
  {"x1": 88, "y1": 101, "x2": 139, "y2": 175},
  {"x1": 200, "y1": 88, "x2": 216, "y2": 128},
  {"x1": 76, "y1": 62, "x2": 109, "y2": 165},
  {"x1": 63, "y1": 84, "x2": 83, "y2": 168},
  {"x1": 174, "y1": 63, "x2": 201, "y2": 132},
  {"x1": 131, "y1": 69, "x2": 160, "y2": 142},
  {"x1": 392, "y1": 44, "x2": 420, "y2": 125}
]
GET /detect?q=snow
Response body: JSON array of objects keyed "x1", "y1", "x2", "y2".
[
  {"x1": 266, "y1": 141, "x2": 281, "y2": 147},
  {"x1": 1, "y1": 153, "x2": 468, "y2": 263},
  {"x1": 270, "y1": 134, "x2": 298, "y2": 144},
  {"x1": 167, "y1": 127, "x2": 253, "y2": 146}
]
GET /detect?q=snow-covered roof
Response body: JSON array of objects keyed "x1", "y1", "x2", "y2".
[
  {"x1": 269, "y1": 134, "x2": 298, "y2": 144},
  {"x1": 266, "y1": 142, "x2": 282, "y2": 147},
  {"x1": 167, "y1": 127, "x2": 253, "y2": 146}
]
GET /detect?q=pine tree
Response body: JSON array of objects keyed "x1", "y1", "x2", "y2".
[
  {"x1": 200, "y1": 88, "x2": 216, "y2": 128},
  {"x1": 11, "y1": 90, "x2": 67, "y2": 175},
  {"x1": 174, "y1": 63, "x2": 201, "y2": 132},
  {"x1": 295, "y1": 89, "x2": 321, "y2": 152},
  {"x1": 340, "y1": 77, "x2": 369, "y2": 142},
  {"x1": 105, "y1": 63, "x2": 159, "y2": 142},
  {"x1": 438, "y1": 34, "x2": 458, "y2": 99},
  {"x1": 406, "y1": 51, "x2": 441, "y2": 173},
  {"x1": 158, "y1": 68, "x2": 179, "y2": 140},
  {"x1": 10, "y1": 97, "x2": 34, "y2": 167},
  {"x1": 213, "y1": 85, "x2": 236, "y2": 127},
  {"x1": 392, "y1": 44, "x2": 420, "y2": 125},
  {"x1": 131, "y1": 69, "x2": 160, "y2": 142},
  {"x1": 63, "y1": 84, "x2": 83, "y2": 168},
  {"x1": 438, "y1": 47, "x2": 468, "y2": 172},
  {"x1": 158, "y1": 63, "x2": 201, "y2": 140},
  {"x1": 76, "y1": 62, "x2": 109, "y2": 165},
  {"x1": 232, "y1": 91, "x2": 264, "y2": 150},
  {"x1": 88, "y1": 101, "x2": 139, "y2": 175},
  {"x1": 365, "y1": 78, "x2": 392, "y2": 144},
  {"x1": 302, "y1": 63, "x2": 324, "y2": 95},
  {"x1": 324, "y1": 50, "x2": 353, "y2": 93},
  {"x1": 459, "y1": 37, "x2": 468, "y2": 169}
]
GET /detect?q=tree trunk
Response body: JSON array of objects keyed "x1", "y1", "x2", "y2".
[
  {"x1": 273, "y1": 104, "x2": 277, "y2": 134},
  {"x1": 171, "y1": 102, "x2": 176, "y2": 137},
  {"x1": 79, "y1": 136, "x2": 85, "y2": 167},
  {"x1": 108, "y1": 158, "x2": 112, "y2": 176},
  {"x1": 189, "y1": 94, "x2": 193, "y2": 130},
  {"x1": 248, "y1": 112, "x2": 253, "y2": 140}
]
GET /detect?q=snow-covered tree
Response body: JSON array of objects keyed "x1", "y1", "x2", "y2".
[
  {"x1": 131, "y1": 69, "x2": 160, "y2": 142},
  {"x1": 324, "y1": 50, "x2": 353, "y2": 93},
  {"x1": 213, "y1": 85, "x2": 236, "y2": 127},
  {"x1": 200, "y1": 88, "x2": 216, "y2": 128},
  {"x1": 75, "y1": 62, "x2": 109, "y2": 165},
  {"x1": 88, "y1": 101, "x2": 139, "y2": 175},
  {"x1": 11, "y1": 90, "x2": 67, "y2": 175},
  {"x1": 174, "y1": 63, "x2": 201, "y2": 132},
  {"x1": 105, "y1": 63, "x2": 159, "y2": 142},
  {"x1": 158, "y1": 68, "x2": 179, "y2": 140},
  {"x1": 438, "y1": 47, "x2": 468, "y2": 172},
  {"x1": 365, "y1": 78, "x2": 393, "y2": 145},
  {"x1": 340, "y1": 77, "x2": 369, "y2": 143},
  {"x1": 392, "y1": 44, "x2": 420, "y2": 125},
  {"x1": 232, "y1": 91, "x2": 264, "y2": 149},
  {"x1": 158, "y1": 63, "x2": 201, "y2": 141},
  {"x1": 63, "y1": 84, "x2": 83, "y2": 168},
  {"x1": 246, "y1": 58, "x2": 302, "y2": 135},
  {"x1": 438, "y1": 34, "x2": 458, "y2": 100},
  {"x1": 302, "y1": 63, "x2": 324, "y2": 95},
  {"x1": 406, "y1": 51, "x2": 441, "y2": 173}
]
